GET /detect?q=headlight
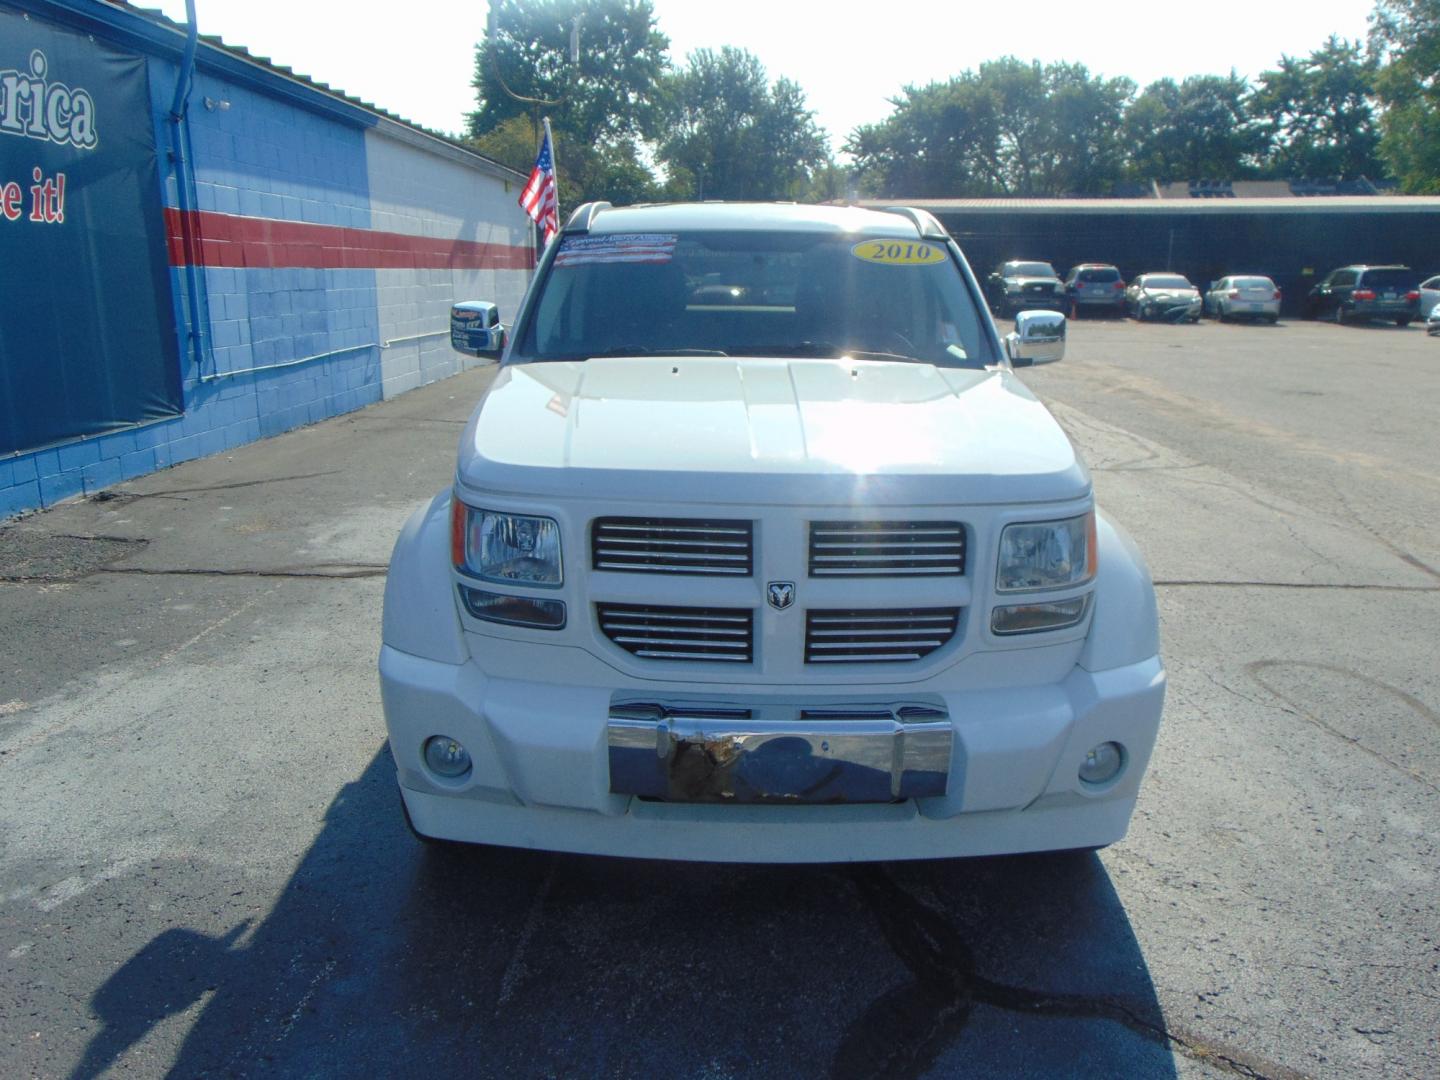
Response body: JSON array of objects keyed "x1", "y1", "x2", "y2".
[
  {"x1": 996, "y1": 512, "x2": 1096, "y2": 592},
  {"x1": 451, "y1": 501, "x2": 563, "y2": 586}
]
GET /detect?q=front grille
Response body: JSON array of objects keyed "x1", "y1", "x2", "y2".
[
  {"x1": 592, "y1": 517, "x2": 753, "y2": 576},
  {"x1": 597, "y1": 603, "x2": 753, "y2": 663},
  {"x1": 809, "y1": 521, "x2": 965, "y2": 577},
  {"x1": 805, "y1": 607, "x2": 961, "y2": 663}
]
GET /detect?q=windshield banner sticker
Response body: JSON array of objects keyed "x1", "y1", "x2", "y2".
[
  {"x1": 554, "y1": 233, "x2": 677, "y2": 266},
  {"x1": 851, "y1": 239, "x2": 945, "y2": 266}
]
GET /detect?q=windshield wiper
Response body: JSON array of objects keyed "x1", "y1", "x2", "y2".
[
  {"x1": 583, "y1": 346, "x2": 729, "y2": 358},
  {"x1": 734, "y1": 341, "x2": 915, "y2": 362}
]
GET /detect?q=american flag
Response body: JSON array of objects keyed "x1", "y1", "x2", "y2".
[{"x1": 519, "y1": 125, "x2": 559, "y2": 245}]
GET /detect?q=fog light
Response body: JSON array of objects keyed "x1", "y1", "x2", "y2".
[
  {"x1": 1078, "y1": 741, "x2": 1124, "y2": 785},
  {"x1": 424, "y1": 735, "x2": 472, "y2": 779}
]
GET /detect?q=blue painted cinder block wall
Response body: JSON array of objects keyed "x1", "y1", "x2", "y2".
[{"x1": 1, "y1": 1, "x2": 527, "y2": 522}]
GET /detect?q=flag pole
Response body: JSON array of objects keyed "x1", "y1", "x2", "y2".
[{"x1": 543, "y1": 116, "x2": 560, "y2": 232}]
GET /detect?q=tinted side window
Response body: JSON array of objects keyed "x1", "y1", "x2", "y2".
[
  {"x1": 1360, "y1": 268, "x2": 1417, "y2": 289},
  {"x1": 1332, "y1": 270, "x2": 1358, "y2": 287}
]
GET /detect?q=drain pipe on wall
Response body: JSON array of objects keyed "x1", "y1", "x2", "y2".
[{"x1": 168, "y1": 0, "x2": 210, "y2": 377}]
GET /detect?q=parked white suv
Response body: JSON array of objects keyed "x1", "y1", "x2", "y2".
[{"x1": 380, "y1": 202, "x2": 1165, "y2": 862}]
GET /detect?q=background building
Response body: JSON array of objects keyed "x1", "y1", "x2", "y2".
[
  {"x1": 867, "y1": 196, "x2": 1440, "y2": 316},
  {"x1": 1, "y1": 0, "x2": 530, "y2": 519}
]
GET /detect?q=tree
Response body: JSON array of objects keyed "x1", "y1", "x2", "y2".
[
  {"x1": 470, "y1": 115, "x2": 660, "y2": 208},
  {"x1": 468, "y1": 0, "x2": 668, "y2": 206},
  {"x1": 470, "y1": 0, "x2": 668, "y2": 144},
  {"x1": 1122, "y1": 74, "x2": 1266, "y2": 181},
  {"x1": 844, "y1": 59, "x2": 1132, "y2": 197},
  {"x1": 1369, "y1": 0, "x2": 1440, "y2": 192},
  {"x1": 656, "y1": 48, "x2": 830, "y2": 201},
  {"x1": 1251, "y1": 37, "x2": 1385, "y2": 179}
]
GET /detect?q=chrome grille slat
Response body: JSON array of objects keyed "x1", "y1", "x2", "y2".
[
  {"x1": 600, "y1": 538, "x2": 750, "y2": 549},
  {"x1": 804, "y1": 607, "x2": 960, "y2": 664},
  {"x1": 598, "y1": 603, "x2": 754, "y2": 663},
  {"x1": 810, "y1": 614, "x2": 954, "y2": 625},
  {"x1": 601, "y1": 526, "x2": 751, "y2": 536},
  {"x1": 808, "y1": 521, "x2": 965, "y2": 577},
  {"x1": 593, "y1": 517, "x2": 754, "y2": 577}
]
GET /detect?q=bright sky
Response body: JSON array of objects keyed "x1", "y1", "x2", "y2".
[{"x1": 153, "y1": 0, "x2": 1376, "y2": 153}]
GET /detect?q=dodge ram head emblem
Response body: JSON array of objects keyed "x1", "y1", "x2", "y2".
[{"x1": 767, "y1": 581, "x2": 796, "y2": 610}]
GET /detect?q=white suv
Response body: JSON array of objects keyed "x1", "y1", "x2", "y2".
[{"x1": 379, "y1": 202, "x2": 1165, "y2": 863}]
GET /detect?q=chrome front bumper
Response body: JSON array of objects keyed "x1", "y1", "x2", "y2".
[{"x1": 607, "y1": 704, "x2": 952, "y2": 804}]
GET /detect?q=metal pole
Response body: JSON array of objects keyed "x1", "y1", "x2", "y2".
[{"x1": 544, "y1": 116, "x2": 560, "y2": 227}]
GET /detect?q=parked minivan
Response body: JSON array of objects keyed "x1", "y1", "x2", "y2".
[{"x1": 1303, "y1": 265, "x2": 1421, "y2": 326}]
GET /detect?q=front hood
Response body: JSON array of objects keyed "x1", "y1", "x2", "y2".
[
  {"x1": 457, "y1": 358, "x2": 1090, "y2": 506},
  {"x1": 1145, "y1": 289, "x2": 1199, "y2": 302},
  {"x1": 1007, "y1": 277, "x2": 1060, "y2": 289}
]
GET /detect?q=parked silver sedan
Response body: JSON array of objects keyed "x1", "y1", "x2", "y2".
[
  {"x1": 1204, "y1": 275, "x2": 1281, "y2": 323},
  {"x1": 1420, "y1": 275, "x2": 1440, "y2": 319},
  {"x1": 1126, "y1": 273, "x2": 1202, "y2": 322},
  {"x1": 1427, "y1": 303, "x2": 1440, "y2": 336}
]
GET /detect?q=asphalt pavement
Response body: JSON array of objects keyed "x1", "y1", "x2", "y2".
[{"x1": 1, "y1": 317, "x2": 1436, "y2": 1079}]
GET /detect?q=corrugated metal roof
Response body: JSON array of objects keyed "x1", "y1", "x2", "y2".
[{"x1": 859, "y1": 197, "x2": 1440, "y2": 215}]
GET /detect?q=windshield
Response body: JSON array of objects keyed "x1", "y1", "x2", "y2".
[
  {"x1": 1006, "y1": 262, "x2": 1057, "y2": 278},
  {"x1": 1143, "y1": 275, "x2": 1192, "y2": 290},
  {"x1": 1232, "y1": 277, "x2": 1275, "y2": 289},
  {"x1": 1076, "y1": 267, "x2": 1119, "y2": 283},
  {"x1": 517, "y1": 230, "x2": 999, "y2": 368}
]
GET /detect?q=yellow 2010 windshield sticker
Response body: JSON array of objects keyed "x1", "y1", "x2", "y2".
[{"x1": 851, "y1": 239, "x2": 946, "y2": 266}]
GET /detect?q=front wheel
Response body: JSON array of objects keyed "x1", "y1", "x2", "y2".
[{"x1": 1397, "y1": 317, "x2": 1412, "y2": 327}]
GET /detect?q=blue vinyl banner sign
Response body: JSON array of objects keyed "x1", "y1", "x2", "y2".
[{"x1": 0, "y1": 7, "x2": 180, "y2": 456}]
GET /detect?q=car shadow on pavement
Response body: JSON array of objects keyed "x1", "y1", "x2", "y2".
[{"x1": 72, "y1": 749, "x2": 1176, "y2": 1079}]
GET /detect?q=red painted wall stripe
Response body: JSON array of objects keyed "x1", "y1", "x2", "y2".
[{"x1": 164, "y1": 208, "x2": 533, "y2": 270}]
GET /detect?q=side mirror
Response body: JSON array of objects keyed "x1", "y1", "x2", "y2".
[
  {"x1": 1006, "y1": 310, "x2": 1066, "y2": 366},
  {"x1": 451, "y1": 301, "x2": 506, "y2": 359}
]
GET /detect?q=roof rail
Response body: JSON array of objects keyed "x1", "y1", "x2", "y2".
[
  {"x1": 881, "y1": 206, "x2": 950, "y2": 239},
  {"x1": 564, "y1": 201, "x2": 612, "y2": 233}
]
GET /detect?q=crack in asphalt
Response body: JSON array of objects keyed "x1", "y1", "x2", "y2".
[
  {"x1": 94, "y1": 564, "x2": 388, "y2": 581},
  {"x1": 1153, "y1": 579, "x2": 1439, "y2": 592},
  {"x1": 90, "y1": 470, "x2": 344, "y2": 502},
  {"x1": 1245, "y1": 660, "x2": 1440, "y2": 793},
  {"x1": 344, "y1": 415, "x2": 469, "y2": 426},
  {"x1": 1330, "y1": 486, "x2": 1440, "y2": 585},
  {"x1": 833, "y1": 867, "x2": 1311, "y2": 1080}
]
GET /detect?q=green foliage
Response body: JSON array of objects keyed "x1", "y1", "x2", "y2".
[
  {"x1": 470, "y1": 0, "x2": 669, "y2": 145},
  {"x1": 1122, "y1": 74, "x2": 1265, "y2": 182},
  {"x1": 469, "y1": 0, "x2": 669, "y2": 206},
  {"x1": 845, "y1": 59, "x2": 1134, "y2": 197},
  {"x1": 1370, "y1": 0, "x2": 1440, "y2": 192},
  {"x1": 655, "y1": 48, "x2": 830, "y2": 201},
  {"x1": 468, "y1": 115, "x2": 660, "y2": 208},
  {"x1": 1250, "y1": 37, "x2": 1383, "y2": 179},
  {"x1": 462, "y1": 4, "x2": 1428, "y2": 204}
]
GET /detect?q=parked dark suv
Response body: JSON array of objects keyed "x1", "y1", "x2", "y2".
[
  {"x1": 1063, "y1": 264, "x2": 1126, "y2": 317},
  {"x1": 1303, "y1": 265, "x2": 1421, "y2": 326},
  {"x1": 985, "y1": 260, "x2": 1066, "y2": 316}
]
